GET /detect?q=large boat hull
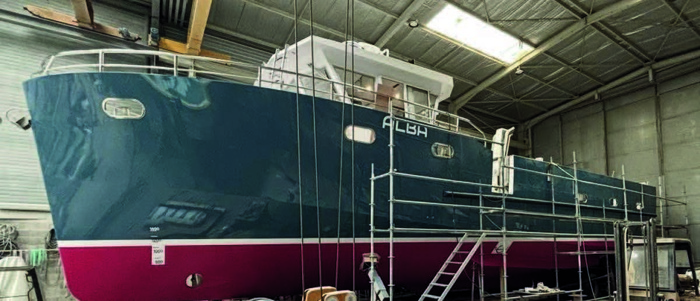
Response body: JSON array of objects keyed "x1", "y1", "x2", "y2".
[
  {"x1": 57, "y1": 239, "x2": 604, "y2": 300},
  {"x1": 24, "y1": 73, "x2": 653, "y2": 300}
]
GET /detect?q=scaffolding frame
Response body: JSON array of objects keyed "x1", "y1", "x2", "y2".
[{"x1": 368, "y1": 101, "x2": 671, "y2": 301}]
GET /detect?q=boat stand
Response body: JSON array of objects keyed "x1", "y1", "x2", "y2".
[{"x1": 0, "y1": 265, "x2": 44, "y2": 301}]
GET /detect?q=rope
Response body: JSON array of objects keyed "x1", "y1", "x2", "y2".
[
  {"x1": 350, "y1": 0, "x2": 357, "y2": 291},
  {"x1": 334, "y1": 0, "x2": 351, "y2": 287},
  {"x1": 309, "y1": 0, "x2": 324, "y2": 289},
  {"x1": 293, "y1": 0, "x2": 306, "y2": 291},
  {"x1": 0, "y1": 224, "x2": 18, "y2": 253},
  {"x1": 580, "y1": 224, "x2": 597, "y2": 300}
]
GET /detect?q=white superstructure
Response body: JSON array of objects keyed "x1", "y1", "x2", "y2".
[{"x1": 256, "y1": 36, "x2": 454, "y2": 124}]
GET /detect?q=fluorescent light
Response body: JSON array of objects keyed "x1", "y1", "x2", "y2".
[{"x1": 426, "y1": 4, "x2": 533, "y2": 64}]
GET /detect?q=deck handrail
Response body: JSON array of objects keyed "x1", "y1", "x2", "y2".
[{"x1": 39, "y1": 48, "x2": 490, "y2": 142}]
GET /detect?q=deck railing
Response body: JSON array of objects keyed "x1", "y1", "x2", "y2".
[{"x1": 39, "y1": 49, "x2": 490, "y2": 142}]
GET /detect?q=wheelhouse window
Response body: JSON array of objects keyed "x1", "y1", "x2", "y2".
[
  {"x1": 406, "y1": 86, "x2": 436, "y2": 123},
  {"x1": 334, "y1": 66, "x2": 375, "y2": 103}
]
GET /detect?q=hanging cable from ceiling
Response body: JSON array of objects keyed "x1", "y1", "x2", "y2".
[
  {"x1": 308, "y1": 0, "x2": 325, "y2": 291},
  {"x1": 350, "y1": 0, "x2": 357, "y2": 292},
  {"x1": 334, "y1": 0, "x2": 351, "y2": 288},
  {"x1": 293, "y1": 0, "x2": 306, "y2": 292}
]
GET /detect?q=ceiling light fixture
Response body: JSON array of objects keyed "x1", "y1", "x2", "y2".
[
  {"x1": 408, "y1": 20, "x2": 419, "y2": 28},
  {"x1": 515, "y1": 66, "x2": 524, "y2": 75}
]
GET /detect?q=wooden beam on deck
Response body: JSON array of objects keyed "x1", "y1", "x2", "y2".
[
  {"x1": 185, "y1": 0, "x2": 212, "y2": 55},
  {"x1": 24, "y1": 5, "x2": 140, "y2": 41},
  {"x1": 70, "y1": 0, "x2": 94, "y2": 28},
  {"x1": 159, "y1": 38, "x2": 230, "y2": 60}
]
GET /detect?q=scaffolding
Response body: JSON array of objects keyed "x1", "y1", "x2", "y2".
[
  {"x1": 658, "y1": 182, "x2": 690, "y2": 238},
  {"x1": 368, "y1": 101, "x2": 674, "y2": 301}
]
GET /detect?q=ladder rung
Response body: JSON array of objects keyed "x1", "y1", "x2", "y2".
[
  {"x1": 431, "y1": 283, "x2": 448, "y2": 287},
  {"x1": 439, "y1": 272, "x2": 456, "y2": 275},
  {"x1": 454, "y1": 251, "x2": 471, "y2": 254},
  {"x1": 448, "y1": 261, "x2": 462, "y2": 264},
  {"x1": 423, "y1": 294, "x2": 441, "y2": 299}
]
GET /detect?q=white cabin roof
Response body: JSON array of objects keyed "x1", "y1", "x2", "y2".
[{"x1": 278, "y1": 36, "x2": 454, "y2": 104}]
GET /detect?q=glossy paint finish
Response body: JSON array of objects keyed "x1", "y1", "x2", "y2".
[
  {"x1": 57, "y1": 239, "x2": 605, "y2": 300},
  {"x1": 23, "y1": 73, "x2": 654, "y2": 300}
]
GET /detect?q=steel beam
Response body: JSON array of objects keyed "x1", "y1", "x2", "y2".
[
  {"x1": 374, "y1": 0, "x2": 428, "y2": 48},
  {"x1": 522, "y1": 72, "x2": 577, "y2": 97},
  {"x1": 541, "y1": 53, "x2": 605, "y2": 85},
  {"x1": 449, "y1": 0, "x2": 643, "y2": 112},
  {"x1": 463, "y1": 105, "x2": 519, "y2": 124},
  {"x1": 239, "y1": 0, "x2": 349, "y2": 39},
  {"x1": 208, "y1": 24, "x2": 279, "y2": 50},
  {"x1": 185, "y1": 0, "x2": 212, "y2": 55},
  {"x1": 525, "y1": 48, "x2": 700, "y2": 128},
  {"x1": 659, "y1": 0, "x2": 700, "y2": 41},
  {"x1": 552, "y1": 0, "x2": 651, "y2": 64},
  {"x1": 149, "y1": 0, "x2": 160, "y2": 46},
  {"x1": 522, "y1": 64, "x2": 638, "y2": 69}
]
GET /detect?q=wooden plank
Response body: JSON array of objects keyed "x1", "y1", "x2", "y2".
[
  {"x1": 24, "y1": 5, "x2": 140, "y2": 41},
  {"x1": 159, "y1": 38, "x2": 187, "y2": 53},
  {"x1": 70, "y1": 0, "x2": 94, "y2": 28},
  {"x1": 185, "y1": 0, "x2": 213, "y2": 55},
  {"x1": 159, "y1": 38, "x2": 230, "y2": 60}
]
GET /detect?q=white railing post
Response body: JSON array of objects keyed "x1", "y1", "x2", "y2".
[
  {"x1": 173, "y1": 54, "x2": 178, "y2": 76},
  {"x1": 98, "y1": 50, "x2": 104, "y2": 72},
  {"x1": 43, "y1": 56, "x2": 56, "y2": 75}
]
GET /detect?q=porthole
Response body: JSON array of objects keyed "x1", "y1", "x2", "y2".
[
  {"x1": 431, "y1": 143, "x2": 454, "y2": 159},
  {"x1": 344, "y1": 125, "x2": 375, "y2": 144},
  {"x1": 102, "y1": 98, "x2": 145, "y2": 119},
  {"x1": 186, "y1": 273, "x2": 203, "y2": 288}
]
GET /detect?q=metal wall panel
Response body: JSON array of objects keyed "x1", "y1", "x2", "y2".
[
  {"x1": 0, "y1": 1, "x2": 147, "y2": 209},
  {"x1": 533, "y1": 70, "x2": 700, "y2": 258},
  {"x1": 532, "y1": 115, "x2": 562, "y2": 163},
  {"x1": 561, "y1": 103, "x2": 606, "y2": 174},
  {"x1": 661, "y1": 82, "x2": 700, "y2": 201},
  {"x1": 605, "y1": 96, "x2": 659, "y2": 184}
]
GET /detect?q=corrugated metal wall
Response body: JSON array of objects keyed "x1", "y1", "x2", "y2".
[
  {"x1": 532, "y1": 70, "x2": 700, "y2": 259},
  {"x1": 0, "y1": 1, "x2": 148, "y2": 209},
  {"x1": 0, "y1": 2, "x2": 149, "y2": 299}
]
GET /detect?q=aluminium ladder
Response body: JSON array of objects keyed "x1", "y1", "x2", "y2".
[{"x1": 418, "y1": 233, "x2": 487, "y2": 301}]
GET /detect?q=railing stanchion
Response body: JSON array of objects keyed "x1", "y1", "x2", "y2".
[
  {"x1": 173, "y1": 54, "x2": 178, "y2": 76},
  {"x1": 98, "y1": 50, "x2": 104, "y2": 72}
]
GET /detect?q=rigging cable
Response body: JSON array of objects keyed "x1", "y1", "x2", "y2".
[
  {"x1": 293, "y1": 0, "x2": 306, "y2": 291},
  {"x1": 309, "y1": 0, "x2": 324, "y2": 289},
  {"x1": 350, "y1": 0, "x2": 357, "y2": 291},
  {"x1": 334, "y1": 0, "x2": 352, "y2": 288}
]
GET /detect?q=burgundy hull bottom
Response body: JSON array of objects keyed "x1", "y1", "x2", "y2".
[{"x1": 59, "y1": 239, "x2": 612, "y2": 300}]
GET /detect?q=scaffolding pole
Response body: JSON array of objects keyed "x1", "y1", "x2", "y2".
[{"x1": 366, "y1": 116, "x2": 678, "y2": 301}]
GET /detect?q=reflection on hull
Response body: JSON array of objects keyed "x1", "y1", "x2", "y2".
[{"x1": 23, "y1": 73, "x2": 654, "y2": 300}]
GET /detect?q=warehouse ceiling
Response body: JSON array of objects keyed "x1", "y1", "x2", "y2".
[{"x1": 120, "y1": 0, "x2": 700, "y2": 131}]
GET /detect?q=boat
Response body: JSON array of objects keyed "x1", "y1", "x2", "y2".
[{"x1": 23, "y1": 36, "x2": 656, "y2": 300}]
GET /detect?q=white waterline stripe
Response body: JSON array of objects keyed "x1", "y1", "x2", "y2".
[{"x1": 57, "y1": 237, "x2": 606, "y2": 248}]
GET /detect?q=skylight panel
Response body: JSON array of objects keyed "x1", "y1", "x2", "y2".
[{"x1": 426, "y1": 4, "x2": 533, "y2": 64}]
